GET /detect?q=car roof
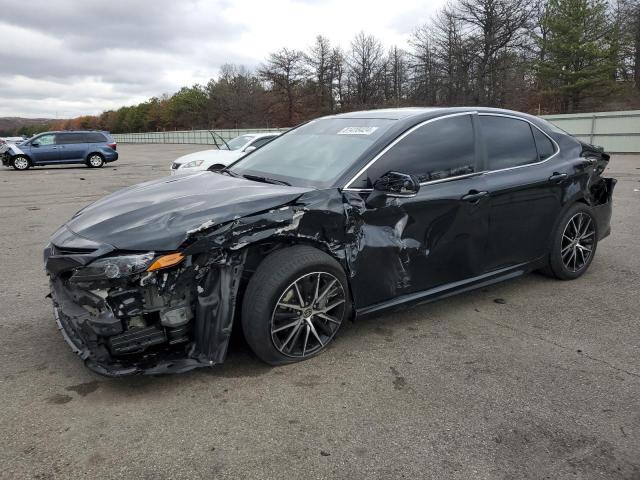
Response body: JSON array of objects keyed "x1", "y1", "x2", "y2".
[
  {"x1": 244, "y1": 132, "x2": 281, "y2": 139},
  {"x1": 38, "y1": 130, "x2": 111, "y2": 135},
  {"x1": 331, "y1": 107, "x2": 442, "y2": 120},
  {"x1": 326, "y1": 106, "x2": 541, "y2": 122}
]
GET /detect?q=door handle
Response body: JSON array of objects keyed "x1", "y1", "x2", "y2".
[
  {"x1": 461, "y1": 190, "x2": 489, "y2": 203},
  {"x1": 548, "y1": 172, "x2": 567, "y2": 182}
]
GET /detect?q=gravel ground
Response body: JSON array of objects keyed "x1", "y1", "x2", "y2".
[{"x1": 0, "y1": 145, "x2": 638, "y2": 480}]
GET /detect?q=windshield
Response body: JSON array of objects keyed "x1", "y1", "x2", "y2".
[
  {"x1": 228, "y1": 118, "x2": 396, "y2": 188},
  {"x1": 224, "y1": 135, "x2": 254, "y2": 151}
]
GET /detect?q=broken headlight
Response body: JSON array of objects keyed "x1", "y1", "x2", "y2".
[{"x1": 71, "y1": 253, "x2": 155, "y2": 282}]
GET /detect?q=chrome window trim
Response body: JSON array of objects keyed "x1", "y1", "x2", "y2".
[
  {"x1": 342, "y1": 111, "x2": 477, "y2": 192},
  {"x1": 478, "y1": 113, "x2": 561, "y2": 175}
]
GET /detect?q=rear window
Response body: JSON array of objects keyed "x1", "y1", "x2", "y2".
[{"x1": 531, "y1": 127, "x2": 556, "y2": 160}]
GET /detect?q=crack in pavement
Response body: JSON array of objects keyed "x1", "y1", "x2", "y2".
[{"x1": 488, "y1": 319, "x2": 640, "y2": 380}]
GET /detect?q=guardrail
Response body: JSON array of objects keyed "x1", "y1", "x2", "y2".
[
  {"x1": 112, "y1": 128, "x2": 288, "y2": 145},
  {"x1": 541, "y1": 110, "x2": 640, "y2": 153}
]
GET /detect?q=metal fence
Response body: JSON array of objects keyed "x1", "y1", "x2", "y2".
[
  {"x1": 113, "y1": 110, "x2": 640, "y2": 153},
  {"x1": 112, "y1": 128, "x2": 288, "y2": 145},
  {"x1": 541, "y1": 110, "x2": 640, "y2": 153}
]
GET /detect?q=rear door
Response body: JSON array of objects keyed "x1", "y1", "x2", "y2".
[
  {"x1": 28, "y1": 134, "x2": 59, "y2": 163},
  {"x1": 479, "y1": 114, "x2": 564, "y2": 271},
  {"x1": 56, "y1": 133, "x2": 88, "y2": 161},
  {"x1": 345, "y1": 113, "x2": 490, "y2": 308}
]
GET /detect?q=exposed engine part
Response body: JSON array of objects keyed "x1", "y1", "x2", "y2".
[
  {"x1": 167, "y1": 324, "x2": 191, "y2": 345},
  {"x1": 108, "y1": 326, "x2": 167, "y2": 355},
  {"x1": 160, "y1": 305, "x2": 192, "y2": 327}
]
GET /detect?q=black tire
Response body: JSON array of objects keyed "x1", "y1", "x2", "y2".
[
  {"x1": 86, "y1": 153, "x2": 104, "y2": 168},
  {"x1": 12, "y1": 155, "x2": 30, "y2": 171},
  {"x1": 208, "y1": 164, "x2": 225, "y2": 171},
  {"x1": 241, "y1": 245, "x2": 350, "y2": 366},
  {"x1": 545, "y1": 203, "x2": 598, "y2": 280}
]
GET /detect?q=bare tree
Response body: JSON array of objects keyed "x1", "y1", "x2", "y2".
[
  {"x1": 409, "y1": 24, "x2": 439, "y2": 105},
  {"x1": 331, "y1": 47, "x2": 346, "y2": 111},
  {"x1": 453, "y1": 0, "x2": 533, "y2": 104},
  {"x1": 346, "y1": 32, "x2": 385, "y2": 107},
  {"x1": 259, "y1": 48, "x2": 306, "y2": 125},
  {"x1": 386, "y1": 46, "x2": 409, "y2": 106},
  {"x1": 306, "y1": 35, "x2": 335, "y2": 113}
]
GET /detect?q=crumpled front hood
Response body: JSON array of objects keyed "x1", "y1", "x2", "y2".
[{"x1": 62, "y1": 173, "x2": 311, "y2": 251}]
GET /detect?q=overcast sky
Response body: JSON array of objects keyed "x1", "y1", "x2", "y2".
[{"x1": 0, "y1": 0, "x2": 447, "y2": 118}]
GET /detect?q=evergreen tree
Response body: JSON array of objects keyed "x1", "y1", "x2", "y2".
[{"x1": 537, "y1": 0, "x2": 617, "y2": 112}]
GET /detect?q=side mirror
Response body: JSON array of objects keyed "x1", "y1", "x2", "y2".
[
  {"x1": 366, "y1": 171, "x2": 420, "y2": 208},
  {"x1": 244, "y1": 145, "x2": 257, "y2": 153},
  {"x1": 374, "y1": 171, "x2": 420, "y2": 196},
  {"x1": 31, "y1": 142, "x2": 39, "y2": 147}
]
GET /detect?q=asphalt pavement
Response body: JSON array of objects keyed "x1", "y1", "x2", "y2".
[{"x1": 1, "y1": 145, "x2": 638, "y2": 479}]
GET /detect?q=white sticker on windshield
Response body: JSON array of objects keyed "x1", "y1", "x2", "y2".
[{"x1": 337, "y1": 126, "x2": 378, "y2": 135}]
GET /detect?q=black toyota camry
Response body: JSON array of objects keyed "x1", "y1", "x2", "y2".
[{"x1": 44, "y1": 107, "x2": 616, "y2": 376}]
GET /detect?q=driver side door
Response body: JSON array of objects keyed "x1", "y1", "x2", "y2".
[
  {"x1": 344, "y1": 113, "x2": 490, "y2": 310},
  {"x1": 29, "y1": 134, "x2": 60, "y2": 164}
]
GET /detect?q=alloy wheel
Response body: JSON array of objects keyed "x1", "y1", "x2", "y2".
[
  {"x1": 13, "y1": 157, "x2": 29, "y2": 170},
  {"x1": 270, "y1": 271, "x2": 346, "y2": 358},
  {"x1": 89, "y1": 155, "x2": 103, "y2": 167},
  {"x1": 561, "y1": 212, "x2": 595, "y2": 272}
]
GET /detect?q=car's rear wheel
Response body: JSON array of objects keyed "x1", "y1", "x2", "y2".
[
  {"x1": 242, "y1": 246, "x2": 349, "y2": 365},
  {"x1": 546, "y1": 203, "x2": 598, "y2": 280},
  {"x1": 87, "y1": 153, "x2": 104, "y2": 168},
  {"x1": 12, "y1": 155, "x2": 30, "y2": 171}
]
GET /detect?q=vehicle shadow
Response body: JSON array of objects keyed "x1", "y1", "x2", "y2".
[{"x1": 85, "y1": 273, "x2": 548, "y2": 398}]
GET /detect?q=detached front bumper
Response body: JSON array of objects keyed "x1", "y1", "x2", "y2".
[{"x1": 44, "y1": 229, "x2": 245, "y2": 376}]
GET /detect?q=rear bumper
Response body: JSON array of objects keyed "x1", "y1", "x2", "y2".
[
  {"x1": 593, "y1": 177, "x2": 616, "y2": 241},
  {"x1": 104, "y1": 151, "x2": 118, "y2": 162}
]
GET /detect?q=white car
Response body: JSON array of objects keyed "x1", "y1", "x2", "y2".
[{"x1": 170, "y1": 133, "x2": 280, "y2": 175}]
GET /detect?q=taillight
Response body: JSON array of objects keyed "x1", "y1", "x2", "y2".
[{"x1": 107, "y1": 142, "x2": 117, "y2": 150}]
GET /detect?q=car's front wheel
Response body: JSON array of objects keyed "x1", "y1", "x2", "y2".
[
  {"x1": 242, "y1": 246, "x2": 349, "y2": 365},
  {"x1": 87, "y1": 153, "x2": 104, "y2": 168},
  {"x1": 546, "y1": 203, "x2": 598, "y2": 280},
  {"x1": 12, "y1": 155, "x2": 30, "y2": 171}
]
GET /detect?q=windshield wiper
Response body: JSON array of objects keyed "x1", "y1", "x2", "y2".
[
  {"x1": 218, "y1": 168, "x2": 241, "y2": 178},
  {"x1": 241, "y1": 174, "x2": 291, "y2": 186}
]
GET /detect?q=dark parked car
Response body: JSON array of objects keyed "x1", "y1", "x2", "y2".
[
  {"x1": 2, "y1": 130, "x2": 117, "y2": 170},
  {"x1": 44, "y1": 107, "x2": 615, "y2": 376}
]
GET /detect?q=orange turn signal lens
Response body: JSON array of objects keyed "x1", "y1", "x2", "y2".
[{"x1": 147, "y1": 252, "x2": 185, "y2": 272}]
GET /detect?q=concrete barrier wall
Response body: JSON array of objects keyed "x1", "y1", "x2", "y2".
[{"x1": 541, "y1": 110, "x2": 640, "y2": 153}]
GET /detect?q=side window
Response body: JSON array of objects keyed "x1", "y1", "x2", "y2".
[
  {"x1": 531, "y1": 127, "x2": 556, "y2": 161},
  {"x1": 249, "y1": 137, "x2": 273, "y2": 149},
  {"x1": 360, "y1": 115, "x2": 476, "y2": 186},
  {"x1": 85, "y1": 132, "x2": 107, "y2": 143},
  {"x1": 56, "y1": 133, "x2": 84, "y2": 145},
  {"x1": 480, "y1": 116, "x2": 539, "y2": 170},
  {"x1": 35, "y1": 134, "x2": 55, "y2": 145}
]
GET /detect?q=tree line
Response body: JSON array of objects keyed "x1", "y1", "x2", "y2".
[{"x1": 22, "y1": 0, "x2": 640, "y2": 135}]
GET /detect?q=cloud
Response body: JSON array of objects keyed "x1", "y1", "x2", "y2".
[{"x1": 0, "y1": 0, "x2": 446, "y2": 118}]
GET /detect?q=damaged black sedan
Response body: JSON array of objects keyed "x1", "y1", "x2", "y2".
[{"x1": 44, "y1": 107, "x2": 616, "y2": 376}]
